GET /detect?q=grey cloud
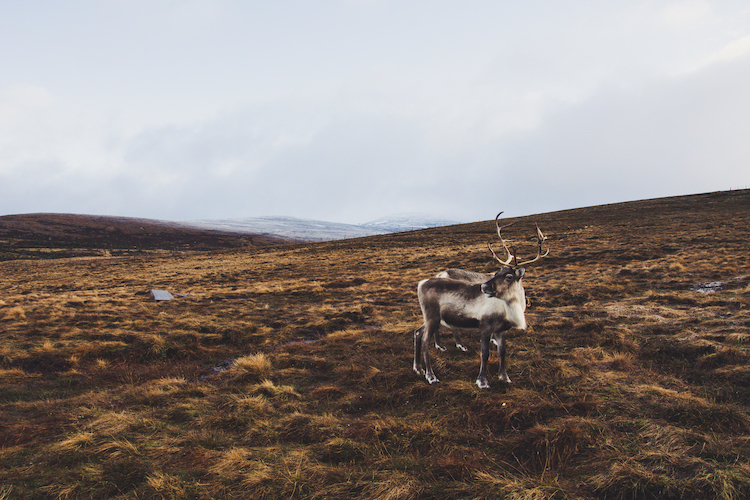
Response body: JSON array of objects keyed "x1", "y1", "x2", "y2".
[
  {"x1": 91, "y1": 51, "x2": 750, "y2": 224},
  {"x1": 491, "y1": 55, "x2": 750, "y2": 216},
  {"x1": 114, "y1": 100, "x2": 464, "y2": 223}
]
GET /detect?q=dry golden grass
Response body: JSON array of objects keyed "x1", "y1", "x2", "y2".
[
  {"x1": 226, "y1": 353, "x2": 273, "y2": 382},
  {"x1": 2, "y1": 306, "x2": 25, "y2": 320},
  {"x1": 1, "y1": 190, "x2": 750, "y2": 498}
]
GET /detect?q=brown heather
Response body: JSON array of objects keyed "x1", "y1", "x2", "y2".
[{"x1": 1, "y1": 190, "x2": 750, "y2": 499}]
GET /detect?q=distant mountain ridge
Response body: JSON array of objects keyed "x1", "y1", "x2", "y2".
[
  {"x1": 0, "y1": 212, "x2": 464, "y2": 260},
  {"x1": 181, "y1": 214, "x2": 461, "y2": 241},
  {"x1": 0, "y1": 213, "x2": 287, "y2": 261}
]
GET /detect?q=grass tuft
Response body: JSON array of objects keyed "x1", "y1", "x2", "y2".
[
  {"x1": 511, "y1": 418, "x2": 597, "y2": 472},
  {"x1": 475, "y1": 470, "x2": 567, "y2": 500},
  {"x1": 0, "y1": 367, "x2": 28, "y2": 380},
  {"x1": 226, "y1": 353, "x2": 272, "y2": 382},
  {"x1": 250, "y1": 379, "x2": 301, "y2": 399},
  {"x1": 145, "y1": 472, "x2": 187, "y2": 499},
  {"x1": 2, "y1": 307, "x2": 25, "y2": 320}
]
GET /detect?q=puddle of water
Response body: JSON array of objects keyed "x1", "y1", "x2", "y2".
[
  {"x1": 274, "y1": 339, "x2": 317, "y2": 351},
  {"x1": 691, "y1": 281, "x2": 725, "y2": 293},
  {"x1": 199, "y1": 359, "x2": 234, "y2": 380}
]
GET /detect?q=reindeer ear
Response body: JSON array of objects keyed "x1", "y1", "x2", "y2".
[{"x1": 515, "y1": 268, "x2": 525, "y2": 280}]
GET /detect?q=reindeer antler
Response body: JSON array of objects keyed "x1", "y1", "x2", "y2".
[
  {"x1": 515, "y1": 222, "x2": 549, "y2": 266},
  {"x1": 488, "y1": 212, "x2": 517, "y2": 266},
  {"x1": 488, "y1": 212, "x2": 549, "y2": 267}
]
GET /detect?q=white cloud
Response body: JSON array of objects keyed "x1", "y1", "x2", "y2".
[
  {"x1": 494, "y1": 52, "x2": 750, "y2": 216},
  {"x1": 661, "y1": 0, "x2": 713, "y2": 27},
  {"x1": 0, "y1": 85, "x2": 54, "y2": 124},
  {"x1": 706, "y1": 34, "x2": 750, "y2": 64}
]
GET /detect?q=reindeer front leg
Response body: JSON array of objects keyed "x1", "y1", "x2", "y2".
[
  {"x1": 476, "y1": 326, "x2": 494, "y2": 389},
  {"x1": 496, "y1": 330, "x2": 512, "y2": 384}
]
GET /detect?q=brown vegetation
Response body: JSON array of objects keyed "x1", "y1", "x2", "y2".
[{"x1": 1, "y1": 190, "x2": 749, "y2": 499}]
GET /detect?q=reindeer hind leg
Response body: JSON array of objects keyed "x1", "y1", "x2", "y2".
[
  {"x1": 452, "y1": 329, "x2": 468, "y2": 352},
  {"x1": 413, "y1": 325, "x2": 425, "y2": 374},
  {"x1": 434, "y1": 326, "x2": 447, "y2": 352},
  {"x1": 422, "y1": 320, "x2": 440, "y2": 384}
]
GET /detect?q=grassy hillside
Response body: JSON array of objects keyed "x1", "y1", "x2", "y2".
[
  {"x1": 0, "y1": 213, "x2": 288, "y2": 261},
  {"x1": 1, "y1": 190, "x2": 749, "y2": 499}
]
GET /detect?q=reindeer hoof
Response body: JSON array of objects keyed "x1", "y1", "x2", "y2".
[
  {"x1": 476, "y1": 379, "x2": 490, "y2": 390},
  {"x1": 456, "y1": 343, "x2": 468, "y2": 352},
  {"x1": 426, "y1": 374, "x2": 440, "y2": 385},
  {"x1": 498, "y1": 372, "x2": 512, "y2": 384},
  {"x1": 435, "y1": 343, "x2": 447, "y2": 352}
]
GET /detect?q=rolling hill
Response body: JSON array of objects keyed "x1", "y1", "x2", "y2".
[
  {"x1": 0, "y1": 213, "x2": 461, "y2": 261},
  {"x1": 1, "y1": 189, "x2": 749, "y2": 499},
  {"x1": 0, "y1": 213, "x2": 290, "y2": 260}
]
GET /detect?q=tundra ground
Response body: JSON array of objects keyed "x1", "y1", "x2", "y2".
[{"x1": 2, "y1": 190, "x2": 750, "y2": 499}]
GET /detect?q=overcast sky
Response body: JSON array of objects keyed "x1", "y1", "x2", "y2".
[{"x1": 1, "y1": 1, "x2": 749, "y2": 224}]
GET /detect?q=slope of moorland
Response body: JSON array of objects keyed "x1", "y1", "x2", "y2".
[
  {"x1": 1, "y1": 190, "x2": 749, "y2": 499},
  {"x1": 0, "y1": 213, "x2": 289, "y2": 261}
]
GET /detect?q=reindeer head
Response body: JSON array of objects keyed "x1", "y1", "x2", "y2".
[
  {"x1": 480, "y1": 265, "x2": 528, "y2": 329},
  {"x1": 481, "y1": 266, "x2": 525, "y2": 299}
]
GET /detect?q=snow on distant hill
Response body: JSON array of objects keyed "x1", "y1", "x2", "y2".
[
  {"x1": 181, "y1": 214, "x2": 461, "y2": 242},
  {"x1": 360, "y1": 214, "x2": 461, "y2": 233},
  {"x1": 182, "y1": 216, "x2": 380, "y2": 241}
]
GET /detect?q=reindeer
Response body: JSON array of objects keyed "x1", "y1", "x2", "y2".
[
  {"x1": 416, "y1": 213, "x2": 545, "y2": 352},
  {"x1": 413, "y1": 213, "x2": 548, "y2": 389}
]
